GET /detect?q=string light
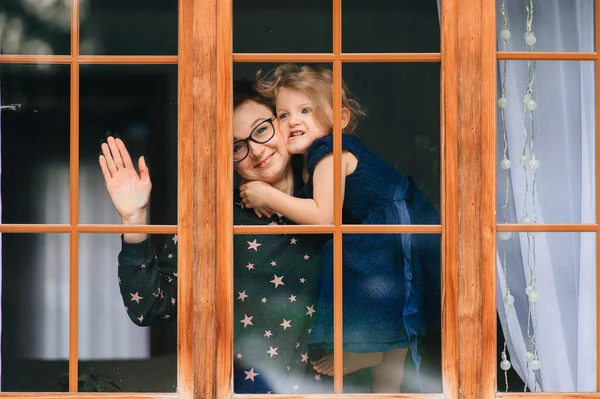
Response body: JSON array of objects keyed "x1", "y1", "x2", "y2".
[{"x1": 498, "y1": 0, "x2": 540, "y2": 392}]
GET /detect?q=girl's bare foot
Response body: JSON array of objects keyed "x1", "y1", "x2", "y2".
[{"x1": 311, "y1": 351, "x2": 383, "y2": 376}]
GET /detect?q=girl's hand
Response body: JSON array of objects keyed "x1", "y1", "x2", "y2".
[
  {"x1": 99, "y1": 136, "x2": 152, "y2": 223},
  {"x1": 238, "y1": 179, "x2": 274, "y2": 218},
  {"x1": 239, "y1": 180, "x2": 274, "y2": 210},
  {"x1": 253, "y1": 207, "x2": 275, "y2": 219}
]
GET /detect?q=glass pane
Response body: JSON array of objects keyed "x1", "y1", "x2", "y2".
[
  {"x1": 80, "y1": 0, "x2": 177, "y2": 55},
  {"x1": 233, "y1": 230, "x2": 338, "y2": 394},
  {"x1": 2, "y1": 233, "x2": 70, "y2": 392},
  {"x1": 80, "y1": 65, "x2": 177, "y2": 225},
  {"x1": 232, "y1": 62, "x2": 442, "y2": 393},
  {"x1": 332, "y1": 233, "x2": 441, "y2": 394},
  {"x1": 496, "y1": 232, "x2": 596, "y2": 392},
  {"x1": 78, "y1": 234, "x2": 177, "y2": 392},
  {"x1": 233, "y1": 62, "x2": 441, "y2": 225},
  {"x1": 496, "y1": 61, "x2": 595, "y2": 224},
  {"x1": 233, "y1": 1, "x2": 332, "y2": 53},
  {"x1": 343, "y1": 63, "x2": 441, "y2": 214},
  {"x1": 342, "y1": 0, "x2": 440, "y2": 53},
  {"x1": 497, "y1": 0, "x2": 595, "y2": 52},
  {"x1": 0, "y1": 0, "x2": 70, "y2": 55},
  {"x1": 1, "y1": 64, "x2": 70, "y2": 224},
  {"x1": 232, "y1": 60, "x2": 331, "y2": 220}
]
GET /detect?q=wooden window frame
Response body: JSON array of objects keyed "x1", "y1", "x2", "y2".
[
  {"x1": 0, "y1": 0, "x2": 187, "y2": 397},
  {"x1": 0, "y1": 0, "x2": 598, "y2": 398}
]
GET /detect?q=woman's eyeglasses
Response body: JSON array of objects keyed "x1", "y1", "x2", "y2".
[{"x1": 233, "y1": 117, "x2": 276, "y2": 162}]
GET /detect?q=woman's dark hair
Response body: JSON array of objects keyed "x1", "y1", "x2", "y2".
[{"x1": 233, "y1": 79, "x2": 272, "y2": 110}]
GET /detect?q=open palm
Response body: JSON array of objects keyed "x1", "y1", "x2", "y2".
[{"x1": 99, "y1": 137, "x2": 152, "y2": 221}]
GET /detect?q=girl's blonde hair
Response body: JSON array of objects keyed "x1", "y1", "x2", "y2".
[{"x1": 255, "y1": 64, "x2": 366, "y2": 133}]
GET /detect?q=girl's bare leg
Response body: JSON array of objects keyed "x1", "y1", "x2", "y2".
[{"x1": 371, "y1": 348, "x2": 409, "y2": 393}]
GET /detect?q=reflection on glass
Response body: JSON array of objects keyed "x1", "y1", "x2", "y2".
[
  {"x1": 0, "y1": 64, "x2": 70, "y2": 224},
  {"x1": 80, "y1": 0, "x2": 177, "y2": 55},
  {"x1": 342, "y1": 0, "x2": 440, "y2": 53},
  {"x1": 0, "y1": 0, "x2": 70, "y2": 55},
  {"x1": 2, "y1": 233, "x2": 69, "y2": 391},
  {"x1": 78, "y1": 234, "x2": 177, "y2": 392},
  {"x1": 496, "y1": 61, "x2": 595, "y2": 224},
  {"x1": 79, "y1": 65, "x2": 178, "y2": 225},
  {"x1": 496, "y1": 0, "x2": 594, "y2": 53},
  {"x1": 329, "y1": 233, "x2": 442, "y2": 394},
  {"x1": 496, "y1": 232, "x2": 596, "y2": 392},
  {"x1": 233, "y1": 1, "x2": 332, "y2": 53}
]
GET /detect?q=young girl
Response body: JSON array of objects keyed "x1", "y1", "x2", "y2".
[{"x1": 239, "y1": 64, "x2": 441, "y2": 393}]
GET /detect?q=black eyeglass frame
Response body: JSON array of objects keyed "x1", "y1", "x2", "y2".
[{"x1": 233, "y1": 116, "x2": 276, "y2": 162}]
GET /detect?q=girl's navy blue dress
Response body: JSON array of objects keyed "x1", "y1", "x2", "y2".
[{"x1": 305, "y1": 134, "x2": 441, "y2": 376}]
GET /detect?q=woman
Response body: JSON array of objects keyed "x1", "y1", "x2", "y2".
[{"x1": 99, "y1": 80, "x2": 370, "y2": 394}]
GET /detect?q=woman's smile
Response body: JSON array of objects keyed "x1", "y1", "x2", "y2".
[{"x1": 254, "y1": 152, "x2": 276, "y2": 169}]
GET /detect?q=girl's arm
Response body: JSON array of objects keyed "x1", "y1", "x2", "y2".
[{"x1": 240, "y1": 152, "x2": 357, "y2": 225}]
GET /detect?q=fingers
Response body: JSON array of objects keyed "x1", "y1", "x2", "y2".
[
  {"x1": 101, "y1": 142, "x2": 118, "y2": 175},
  {"x1": 99, "y1": 155, "x2": 113, "y2": 180},
  {"x1": 116, "y1": 138, "x2": 134, "y2": 169},
  {"x1": 138, "y1": 156, "x2": 151, "y2": 182},
  {"x1": 258, "y1": 207, "x2": 273, "y2": 218},
  {"x1": 101, "y1": 136, "x2": 148, "y2": 181},
  {"x1": 107, "y1": 136, "x2": 125, "y2": 169},
  {"x1": 249, "y1": 208, "x2": 275, "y2": 219},
  {"x1": 254, "y1": 207, "x2": 273, "y2": 219}
]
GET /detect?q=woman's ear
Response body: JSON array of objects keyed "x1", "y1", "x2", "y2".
[{"x1": 341, "y1": 108, "x2": 351, "y2": 130}]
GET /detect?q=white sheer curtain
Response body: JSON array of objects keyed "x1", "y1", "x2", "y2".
[
  {"x1": 31, "y1": 163, "x2": 149, "y2": 360},
  {"x1": 434, "y1": 0, "x2": 596, "y2": 392},
  {"x1": 494, "y1": 0, "x2": 596, "y2": 392}
]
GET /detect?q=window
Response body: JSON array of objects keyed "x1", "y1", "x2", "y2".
[
  {"x1": 0, "y1": 0, "x2": 182, "y2": 395},
  {"x1": 229, "y1": 0, "x2": 442, "y2": 396},
  {"x1": 0, "y1": 0, "x2": 597, "y2": 398}
]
